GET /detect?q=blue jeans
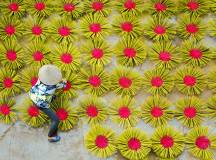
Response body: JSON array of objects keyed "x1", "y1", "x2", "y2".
[{"x1": 39, "y1": 107, "x2": 59, "y2": 137}]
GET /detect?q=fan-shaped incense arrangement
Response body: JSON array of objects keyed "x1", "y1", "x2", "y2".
[
  {"x1": 143, "y1": 67, "x2": 174, "y2": 96},
  {"x1": 19, "y1": 98, "x2": 48, "y2": 127},
  {"x1": 151, "y1": 126, "x2": 185, "y2": 159},
  {"x1": 207, "y1": 66, "x2": 216, "y2": 93},
  {"x1": 110, "y1": 66, "x2": 142, "y2": 96},
  {"x1": 109, "y1": 96, "x2": 140, "y2": 128},
  {"x1": 0, "y1": 97, "x2": 17, "y2": 124},
  {"x1": 77, "y1": 96, "x2": 108, "y2": 125},
  {"x1": 175, "y1": 96, "x2": 205, "y2": 128},
  {"x1": 186, "y1": 127, "x2": 216, "y2": 160},
  {"x1": 117, "y1": 128, "x2": 151, "y2": 160},
  {"x1": 207, "y1": 95, "x2": 216, "y2": 121},
  {"x1": 114, "y1": 37, "x2": 147, "y2": 67},
  {"x1": 141, "y1": 96, "x2": 173, "y2": 128}
]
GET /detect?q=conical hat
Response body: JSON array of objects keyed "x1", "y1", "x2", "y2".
[{"x1": 38, "y1": 64, "x2": 62, "y2": 85}]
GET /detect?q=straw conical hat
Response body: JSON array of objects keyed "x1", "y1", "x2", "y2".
[{"x1": 38, "y1": 64, "x2": 62, "y2": 85}]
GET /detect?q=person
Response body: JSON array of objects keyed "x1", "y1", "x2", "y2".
[{"x1": 29, "y1": 64, "x2": 67, "y2": 143}]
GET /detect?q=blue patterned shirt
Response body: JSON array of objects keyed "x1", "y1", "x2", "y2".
[{"x1": 29, "y1": 79, "x2": 67, "y2": 108}]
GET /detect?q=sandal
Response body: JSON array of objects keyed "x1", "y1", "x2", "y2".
[{"x1": 48, "y1": 135, "x2": 61, "y2": 142}]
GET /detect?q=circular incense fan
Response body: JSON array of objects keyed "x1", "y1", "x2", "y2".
[
  {"x1": 207, "y1": 95, "x2": 216, "y2": 121},
  {"x1": 143, "y1": 67, "x2": 174, "y2": 96},
  {"x1": 55, "y1": 0, "x2": 83, "y2": 20},
  {"x1": 49, "y1": 17, "x2": 78, "y2": 43},
  {"x1": 55, "y1": 71, "x2": 80, "y2": 99},
  {"x1": 25, "y1": 0, "x2": 53, "y2": 18},
  {"x1": 80, "y1": 13, "x2": 110, "y2": 39},
  {"x1": 117, "y1": 128, "x2": 151, "y2": 160},
  {"x1": 0, "y1": 97, "x2": 17, "y2": 124},
  {"x1": 51, "y1": 97, "x2": 78, "y2": 131},
  {"x1": 81, "y1": 39, "x2": 112, "y2": 68},
  {"x1": 178, "y1": 0, "x2": 209, "y2": 16},
  {"x1": 24, "y1": 41, "x2": 51, "y2": 67},
  {"x1": 112, "y1": 15, "x2": 142, "y2": 39},
  {"x1": 115, "y1": 0, "x2": 144, "y2": 16},
  {"x1": 19, "y1": 98, "x2": 48, "y2": 127},
  {"x1": 77, "y1": 96, "x2": 108, "y2": 125},
  {"x1": 109, "y1": 96, "x2": 140, "y2": 128},
  {"x1": 114, "y1": 37, "x2": 147, "y2": 67},
  {"x1": 84, "y1": 125, "x2": 117, "y2": 158},
  {"x1": 0, "y1": 68, "x2": 21, "y2": 97},
  {"x1": 208, "y1": 66, "x2": 216, "y2": 93},
  {"x1": 146, "y1": 0, "x2": 176, "y2": 18},
  {"x1": 151, "y1": 126, "x2": 185, "y2": 159},
  {"x1": 0, "y1": 39, "x2": 24, "y2": 70},
  {"x1": 78, "y1": 67, "x2": 110, "y2": 96},
  {"x1": 110, "y1": 66, "x2": 142, "y2": 96},
  {"x1": 175, "y1": 67, "x2": 206, "y2": 95},
  {"x1": 149, "y1": 41, "x2": 180, "y2": 69},
  {"x1": 186, "y1": 127, "x2": 216, "y2": 160},
  {"x1": 18, "y1": 66, "x2": 39, "y2": 92},
  {"x1": 180, "y1": 40, "x2": 213, "y2": 67},
  {"x1": 84, "y1": 0, "x2": 112, "y2": 17},
  {"x1": 177, "y1": 14, "x2": 206, "y2": 41},
  {"x1": 50, "y1": 43, "x2": 80, "y2": 72},
  {"x1": 0, "y1": 16, "x2": 24, "y2": 41},
  {"x1": 0, "y1": 0, "x2": 26, "y2": 18},
  {"x1": 175, "y1": 96, "x2": 205, "y2": 128},
  {"x1": 23, "y1": 16, "x2": 49, "y2": 42},
  {"x1": 144, "y1": 17, "x2": 176, "y2": 41},
  {"x1": 141, "y1": 96, "x2": 173, "y2": 128}
]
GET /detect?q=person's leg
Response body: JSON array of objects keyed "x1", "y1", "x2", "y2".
[{"x1": 39, "y1": 107, "x2": 60, "y2": 137}]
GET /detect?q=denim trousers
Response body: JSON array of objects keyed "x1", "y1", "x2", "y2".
[{"x1": 38, "y1": 107, "x2": 60, "y2": 137}]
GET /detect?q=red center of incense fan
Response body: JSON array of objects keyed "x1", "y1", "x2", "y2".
[
  {"x1": 86, "y1": 105, "x2": 98, "y2": 117},
  {"x1": 58, "y1": 26, "x2": 70, "y2": 36},
  {"x1": 121, "y1": 22, "x2": 133, "y2": 32},
  {"x1": 154, "y1": 25, "x2": 166, "y2": 35},
  {"x1": 119, "y1": 77, "x2": 132, "y2": 88},
  {"x1": 3, "y1": 78, "x2": 13, "y2": 88},
  {"x1": 187, "y1": 1, "x2": 199, "y2": 11},
  {"x1": 63, "y1": 81, "x2": 71, "y2": 91},
  {"x1": 8, "y1": 2, "x2": 19, "y2": 12},
  {"x1": 184, "y1": 106, "x2": 197, "y2": 118},
  {"x1": 118, "y1": 106, "x2": 131, "y2": 118},
  {"x1": 31, "y1": 77, "x2": 38, "y2": 86},
  {"x1": 92, "y1": 1, "x2": 104, "y2": 11},
  {"x1": 6, "y1": 50, "x2": 17, "y2": 61},
  {"x1": 92, "y1": 48, "x2": 103, "y2": 59},
  {"x1": 61, "y1": 53, "x2": 73, "y2": 64},
  {"x1": 159, "y1": 51, "x2": 171, "y2": 61},
  {"x1": 161, "y1": 136, "x2": 174, "y2": 148},
  {"x1": 64, "y1": 3, "x2": 75, "y2": 12},
  {"x1": 186, "y1": 24, "x2": 199, "y2": 33},
  {"x1": 154, "y1": 2, "x2": 167, "y2": 11},
  {"x1": 151, "y1": 106, "x2": 163, "y2": 117},
  {"x1": 32, "y1": 25, "x2": 43, "y2": 35},
  {"x1": 35, "y1": 2, "x2": 45, "y2": 11},
  {"x1": 33, "y1": 51, "x2": 44, "y2": 61},
  {"x1": 28, "y1": 105, "x2": 39, "y2": 117},
  {"x1": 189, "y1": 49, "x2": 202, "y2": 59},
  {"x1": 183, "y1": 75, "x2": 196, "y2": 86},
  {"x1": 95, "y1": 135, "x2": 108, "y2": 148},
  {"x1": 5, "y1": 25, "x2": 16, "y2": 35},
  {"x1": 128, "y1": 138, "x2": 141, "y2": 150},
  {"x1": 56, "y1": 108, "x2": 68, "y2": 120},
  {"x1": 89, "y1": 23, "x2": 101, "y2": 33},
  {"x1": 124, "y1": 48, "x2": 136, "y2": 58},
  {"x1": 0, "y1": 105, "x2": 10, "y2": 115},
  {"x1": 151, "y1": 76, "x2": 163, "y2": 87},
  {"x1": 196, "y1": 136, "x2": 210, "y2": 149},
  {"x1": 124, "y1": 0, "x2": 136, "y2": 10},
  {"x1": 89, "y1": 75, "x2": 101, "y2": 87}
]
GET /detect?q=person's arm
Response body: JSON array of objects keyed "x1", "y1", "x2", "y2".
[{"x1": 56, "y1": 79, "x2": 67, "y2": 89}]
